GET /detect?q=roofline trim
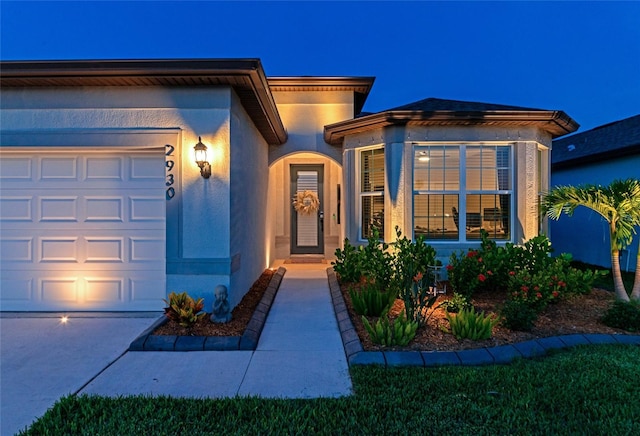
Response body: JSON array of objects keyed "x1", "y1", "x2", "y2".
[
  {"x1": 0, "y1": 59, "x2": 288, "y2": 145},
  {"x1": 324, "y1": 109, "x2": 579, "y2": 145}
]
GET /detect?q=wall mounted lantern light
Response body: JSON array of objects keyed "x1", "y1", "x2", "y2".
[{"x1": 193, "y1": 136, "x2": 211, "y2": 179}]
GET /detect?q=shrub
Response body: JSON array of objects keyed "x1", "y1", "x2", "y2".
[
  {"x1": 399, "y1": 272, "x2": 439, "y2": 326},
  {"x1": 500, "y1": 299, "x2": 538, "y2": 331},
  {"x1": 602, "y1": 300, "x2": 640, "y2": 332},
  {"x1": 444, "y1": 307, "x2": 499, "y2": 340},
  {"x1": 349, "y1": 283, "x2": 395, "y2": 317},
  {"x1": 361, "y1": 311, "x2": 418, "y2": 347},
  {"x1": 506, "y1": 256, "x2": 607, "y2": 314},
  {"x1": 447, "y1": 249, "x2": 485, "y2": 299},
  {"x1": 163, "y1": 291, "x2": 206, "y2": 328},
  {"x1": 358, "y1": 228, "x2": 394, "y2": 289},
  {"x1": 332, "y1": 238, "x2": 361, "y2": 284},
  {"x1": 391, "y1": 226, "x2": 437, "y2": 297},
  {"x1": 440, "y1": 292, "x2": 472, "y2": 313}
]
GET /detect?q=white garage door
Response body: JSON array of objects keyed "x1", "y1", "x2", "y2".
[{"x1": 0, "y1": 149, "x2": 166, "y2": 311}]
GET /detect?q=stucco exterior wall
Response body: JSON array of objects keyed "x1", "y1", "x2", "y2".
[
  {"x1": 550, "y1": 155, "x2": 640, "y2": 271},
  {"x1": 229, "y1": 91, "x2": 271, "y2": 307},
  {"x1": 341, "y1": 125, "x2": 552, "y2": 264},
  {"x1": 0, "y1": 86, "x2": 249, "y2": 308},
  {"x1": 269, "y1": 90, "x2": 354, "y2": 165},
  {"x1": 266, "y1": 89, "x2": 351, "y2": 261}
]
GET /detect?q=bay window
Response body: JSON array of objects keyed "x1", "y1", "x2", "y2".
[{"x1": 413, "y1": 144, "x2": 512, "y2": 241}]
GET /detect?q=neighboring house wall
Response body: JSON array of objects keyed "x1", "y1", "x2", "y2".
[
  {"x1": 342, "y1": 125, "x2": 552, "y2": 264},
  {"x1": 551, "y1": 155, "x2": 640, "y2": 271},
  {"x1": 0, "y1": 86, "x2": 264, "y2": 309}
]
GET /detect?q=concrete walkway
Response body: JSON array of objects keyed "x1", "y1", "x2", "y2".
[{"x1": 80, "y1": 263, "x2": 351, "y2": 398}]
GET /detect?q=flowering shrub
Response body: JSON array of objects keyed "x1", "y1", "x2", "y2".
[{"x1": 447, "y1": 249, "x2": 485, "y2": 299}]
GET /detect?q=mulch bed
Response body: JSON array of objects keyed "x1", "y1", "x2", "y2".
[
  {"x1": 342, "y1": 282, "x2": 632, "y2": 352},
  {"x1": 152, "y1": 269, "x2": 274, "y2": 337},
  {"x1": 152, "y1": 267, "x2": 631, "y2": 351}
]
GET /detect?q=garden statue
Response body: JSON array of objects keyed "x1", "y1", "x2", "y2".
[{"x1": 210, "y1": 285, "x2": 232, "y2": 323}]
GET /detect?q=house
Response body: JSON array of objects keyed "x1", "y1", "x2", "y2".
[
  {"x1": 550, "y1": 114, "x2": 640, "y2": 271},
  {"x1": 0, "y1": 59, "x2": 578, "y2": 312}
]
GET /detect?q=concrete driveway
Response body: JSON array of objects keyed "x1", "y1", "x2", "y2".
[{"x1": 0, "y1": 313, "x2": 158, "y2": 435}]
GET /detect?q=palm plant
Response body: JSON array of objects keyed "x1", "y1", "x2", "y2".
[{"x1": 542, "y1": 178, "x2": 640, "y2": 302}]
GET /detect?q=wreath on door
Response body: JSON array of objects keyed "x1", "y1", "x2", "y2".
[{"x1": 292, "y1": 190, "x2": 320, "y2": 215}]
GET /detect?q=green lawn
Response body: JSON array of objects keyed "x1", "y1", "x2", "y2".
[{"x1": 22, "y1": 345, "x2": 640, "y2": 435}]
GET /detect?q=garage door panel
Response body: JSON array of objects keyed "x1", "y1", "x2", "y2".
[
  {"x1": 86, "y1": 156, "x2": 124, "y2": 180},
  {"x1": 2, "y1": 230, "x2": 164, "y2": 269},
  {"x1": 0, "y1": 197, "x2": 33, "y2": 221},
  {"x1": 0, "y1": 157, "x2": 32, "y2": 180},
  {"x1": 1, "y1": 270, "x2": 165, "y2": 310},
  {"x1": 130, "y1": 196, "x2": 166, "y2": 222},
  {"x1": 1, "y1": 154, "x2": 165, "y2": 188},
  {"x1": 40, "y1": 196, "x2": 79, "y2": 222},
  {"x1": 40, "y1": 157, "x2": 79, "y2": 180},
  {"x1": 1, "y1": 191, "x2": 164, "y2": 229},
  {"x1": 0, "y1": 237, "x2": 33, "y2": 262},
  {"x1": 1, "y1": 150, "x2": 166, "y2": 311}
]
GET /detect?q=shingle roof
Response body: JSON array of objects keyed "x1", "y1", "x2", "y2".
[
  {"x1": 324, "y1": 97, "x2": 578, "y2": 145},
  {"x1": 552, "y1": 114, "x2": 640, "y2": 168},
  {"x1": 387, "y1": 97, "x2": 544, "y2": 112}
]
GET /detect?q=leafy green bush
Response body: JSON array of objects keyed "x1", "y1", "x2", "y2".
[
  {"x1": 358, "y1": 228, "x2": 394, "y2": 289},
  {"x1": 361, "y1": 311, "x2": 418, "y2": 347},
  {"x1": 391, "y1": 226, "x2": 437, "y2": 296},
  {"x1": 163, "y1": 291, "x2": 206, "y2": 328},
  {"x1": 440, "y1": 292, "x2": 472, "y2": 313},
  {"x1": 506, "y1": 255, "x2": 607, "y2": 314},
  {"x1": 349, "y1": 283, "x2": 395, "y2": 317},
  {"x1": 602, "y1": 300, "x2": 640, "y2": 332},
  {"x1": 444, "y1": 307, "x2": 498, "y2": 340},
  {"x1": 447, "y1": 249, "x2": 485, "y2": 299},
  {"x1": 332, "y1": 238, "x2": 362, "y2": 284},
  {"x1": 500, "y1": 299, "x2": 538, "y2": 331}
]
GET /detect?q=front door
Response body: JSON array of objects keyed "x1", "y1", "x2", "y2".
[{"x1": 290, "y1": 165, "x2": 324, "y2": 254}]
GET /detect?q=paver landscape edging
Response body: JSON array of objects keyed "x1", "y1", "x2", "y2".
[
  {"x1": 326, "y1": 268, "x2": 640, "y2": 367},
  {"x1": 129, "y1": 267, "x2": 286, "y2": 351}
]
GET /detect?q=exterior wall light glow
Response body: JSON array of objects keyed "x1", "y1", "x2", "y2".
[{"x1": 194, "y1": 136, "x2": 211, "y2": 178}]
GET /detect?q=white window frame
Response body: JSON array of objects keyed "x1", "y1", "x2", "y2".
[
  {"x1": 357, "y1": 145, "x2": 385, "y2": 241},
  {"x1": 412, "y1": 142, "x2": 514, "y2": 243}
]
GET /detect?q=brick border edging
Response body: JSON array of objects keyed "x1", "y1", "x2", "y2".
[
  {"x1": 326, "y1": 268, "x2": 640, "y2": 367},
  {"x1": 129, "y1": 267, "x2": 286, "y2": 351}
]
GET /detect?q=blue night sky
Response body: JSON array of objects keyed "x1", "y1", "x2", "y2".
[{"x1": 2, "y1": 1, "x2": 639, "y2": 133}]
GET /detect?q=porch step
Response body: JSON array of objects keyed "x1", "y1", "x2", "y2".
[{"x1": 285, "y1": 255, "x2": 326, "y2": 264}]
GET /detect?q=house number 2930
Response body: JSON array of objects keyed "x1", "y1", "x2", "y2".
[{"x1": 165, "y1": 144, "x2": 175, "y2": 200}]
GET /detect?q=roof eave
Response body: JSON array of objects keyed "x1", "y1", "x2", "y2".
[
  {"x1": 0, "y1": 59, "x2": 288, "y2": 145},
  {"x1": 268, "y1": 76, "x2": 375, "y2": 116},
  {"x1": 324, "y1": 109, "x2": 579, "y2": 145}
]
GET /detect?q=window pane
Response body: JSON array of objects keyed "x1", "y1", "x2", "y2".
[
  {"x1": 361, "y1": 148, "x2": 385, "y2": 192},
  {"x1": 467, "y1": 146, "x2": 511, "y2": 190},
  {"x1": 362, "y1": 195, "x2": 384, "y2": 239},
  {"x1": 414, "y1": 194, "x2": 459, "y2": 240},
  {"x1": 414, "y1": 146, "x2": 459, "y2": 191},
  {"x1": 466, "y1": 194, "x2": 510, "y2": 240}
]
